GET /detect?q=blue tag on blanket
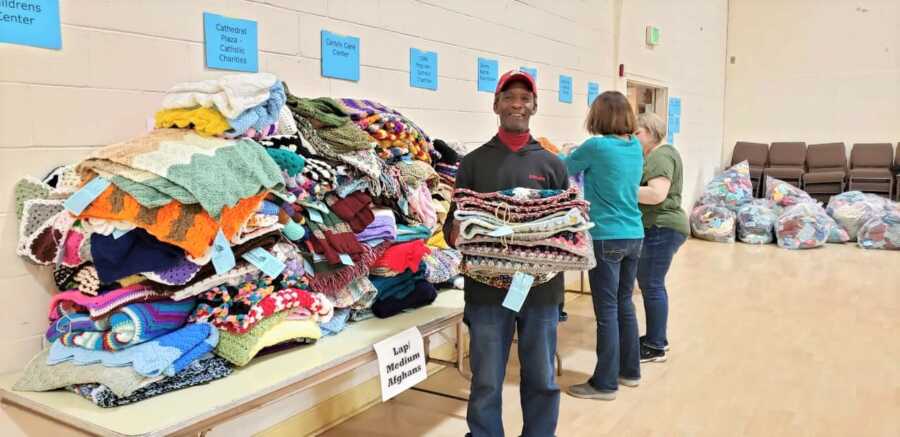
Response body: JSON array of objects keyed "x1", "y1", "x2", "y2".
[
  {"x1": 64, "y1": 177, "x2": 110, "y2": 215},
  {"x1": 339, "y1": 253, "x2": 355, "y2": 266},
  {"x1": 242, "y1": 248, "x2": 285, "y2": 278},
  {"x1": 308, "y1": 208, "x2": 324, "y2": 223},
  {"x1": 502, "y1": 272, "x2": 534, "y2": 312},
  {"x1": 211, "y1": 229, "x2": 236, "y2": 274},
  {"x1": 487, "y1": 225, "x2": 514, "y2": 237}
]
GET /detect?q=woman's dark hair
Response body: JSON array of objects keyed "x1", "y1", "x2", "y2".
[{"x1": 585, "y1": 91, "x2": 636, "y2": 136}]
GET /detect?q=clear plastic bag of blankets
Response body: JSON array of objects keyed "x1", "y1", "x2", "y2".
[
  {"x1": 826, "y1": 191, "x2": 888, "y2": 241},
  {"x1": 775, "y1": 203, "x2": 835, "y2": 249},
  {"x1": 690, "y1": 204, "x2": 736, "y2": 243},
  {"x1": 736, "y1": 199, "x2": 778, "y2": 244},
  {"x1": 765, "y1": 176, "x2": 815, "y2": 208},
  {"x1": 697, "y1": 161, "x2": 753, "y2": 211},
  {"x1": 857, "y1": 207, "x2": 900, "y2": 250}
]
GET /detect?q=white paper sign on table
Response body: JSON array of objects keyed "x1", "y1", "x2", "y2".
[{"x1": 373, "y1": 326, "x2": 427, "y2": 401}]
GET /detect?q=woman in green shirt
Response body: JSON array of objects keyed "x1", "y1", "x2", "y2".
[{"x1": 635, "y1": 113, "x2": 689, "y2": 364}]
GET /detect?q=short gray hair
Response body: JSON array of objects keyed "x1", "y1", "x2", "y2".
[{"x1": 636, "y1": 112, "x2": 667, "y2": 144}]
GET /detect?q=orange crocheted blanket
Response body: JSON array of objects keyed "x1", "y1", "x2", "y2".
[{"x1": 80, "y1": 185, "x2": 265, "y2": 258}]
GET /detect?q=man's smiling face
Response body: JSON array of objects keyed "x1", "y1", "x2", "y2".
[{"x1": 494, "y1": 81, "x2": 536, "y2": 133}]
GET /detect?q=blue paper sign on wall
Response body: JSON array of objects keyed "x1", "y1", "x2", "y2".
[
  {"x1": 559, "y1": 75, "x2": 573, "y2": 104},
  {"x1": 410, "y1": 48, "x2": 438, "y2": 90},
  {"x1": 670, "y1": 114, "x2": 681, "y2": 133},
  {"x1": 669, "y1": 96, "x2": 682, "y2": 112},
  {"x1": 587, "y1": 82, "x2": 600, "y2": 106},
  {"x1": 477, "y1": 57, "x2": 498, "y2": 92},
  {"x1": 321, "y1": 30, "x2": 360, "y2": 81},
  {"x1": 667, "y1": 96, "x2": 682, "y2": 144},
  {"x1": 519, "y1": 66, "x2": 538, "y2": 83},
  {"x1": 203, "y1": 12, "x2": 258, "y2": 72},
  {"x1": 0, "y1": 0, "x2": 61, "y2": 49},
  {"x1": 668, "y1": 96, "x2": 682, "y2": 133}
]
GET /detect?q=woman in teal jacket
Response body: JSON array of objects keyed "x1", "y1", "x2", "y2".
[{"x1": 559, "y1": 91, "x2": 644, "y2": 401}]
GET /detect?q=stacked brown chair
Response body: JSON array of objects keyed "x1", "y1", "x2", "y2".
[
  {"x1": 803, "y1": 142, "x2": 847, "y2": 203},
  {"x1": 731, "y1": 141, "x2": 769, "y2": 197},
  {"x1": 764, "y1": 142, "x2": 806, "y2": 192},
  {"x1": 848, "y1": 143, "x2": 894, "y2": 198}
]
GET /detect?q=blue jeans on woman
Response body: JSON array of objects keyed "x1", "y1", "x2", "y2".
[
  {"x1": 587, "y1": 238, "x2": 643, "y2": 392},
  {"x1": 464, "y1": 302, "x2": 560, "y2": 437},
  {"x1": 636, "y1": 226, "x2": 686, "y2": 351}
]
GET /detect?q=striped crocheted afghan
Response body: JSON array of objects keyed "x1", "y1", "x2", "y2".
[
  {"x1": 46, "y1": 299, "x2": 197, "y2": 352},
  {"x1": 47, "y1": 322, "x2": 218, "y2": 377},
  {"x1": 48, "y1": 285, "x2": 168, "y2": 321},
  {"x1": 452, "y1": 186, "x2": 590, "y2": 222}
]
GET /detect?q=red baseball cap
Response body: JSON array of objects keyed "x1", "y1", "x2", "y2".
[{"x1": 495, "y1": 70, "x2": 537, "y2": 97}]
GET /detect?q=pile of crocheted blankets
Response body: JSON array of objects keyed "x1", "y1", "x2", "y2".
[{"x1": 12, "y1": 71, "x2": 467, "y2": 410}]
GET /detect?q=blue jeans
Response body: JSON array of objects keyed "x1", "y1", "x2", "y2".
[
  {"x1": 464, "y1": 302, "x2": 560, "y2": 437},
  {"x1": 636, "y1": 226, "x2": 686, "y2": 351},
  {"x1": 587, "y1": 238, "x2": 643, "y2": 392}
]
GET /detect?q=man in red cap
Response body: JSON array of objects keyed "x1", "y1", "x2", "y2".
[{"x1": 443, "y1": 70, "x2": 569, "y2": 437}]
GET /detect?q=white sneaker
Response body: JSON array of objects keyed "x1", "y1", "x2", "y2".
[{"x1": 618, "y1": 377, "x2": 640, "y2": 387}]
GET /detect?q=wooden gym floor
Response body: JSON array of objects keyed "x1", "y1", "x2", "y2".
[{"x1": 323, "y1": 240, "x2": 900, "y2": 437}]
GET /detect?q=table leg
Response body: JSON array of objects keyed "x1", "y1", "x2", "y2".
[{"x1": 456, "y1": 320, "x2": 471, "y2": 379}]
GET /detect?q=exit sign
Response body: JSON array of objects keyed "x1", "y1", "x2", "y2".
[{"x1": 646, "y1": 26, "x2": 661, "y2": 46}]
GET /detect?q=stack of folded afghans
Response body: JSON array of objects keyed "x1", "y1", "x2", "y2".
[
  {"x1": 452, "y1": 186, "x2": 596, "y2": 289},
  {"x1": 12, "y1": 72, "x2": 464, "y2": 407}
]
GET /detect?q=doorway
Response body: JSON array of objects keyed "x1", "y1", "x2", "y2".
[{"x1": 626, "y1": 80, "x2": 668, "y2": 119}]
